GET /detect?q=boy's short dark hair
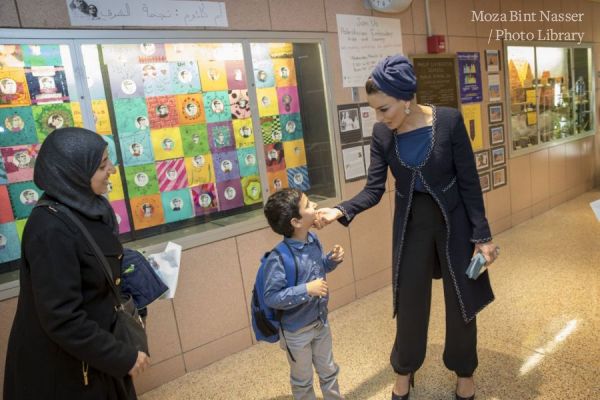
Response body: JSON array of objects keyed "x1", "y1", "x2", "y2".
[{"x1": 264, "y1": 188, "x2": 303, "y2": 238}]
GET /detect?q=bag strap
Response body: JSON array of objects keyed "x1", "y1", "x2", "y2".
[{"x1": 35, "y1": 200, "x2": 122, "y2": 307}]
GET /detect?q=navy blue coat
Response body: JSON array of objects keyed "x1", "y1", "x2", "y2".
[{"x1": 337, "y1": 106, "x2": 494, "y2": 323}]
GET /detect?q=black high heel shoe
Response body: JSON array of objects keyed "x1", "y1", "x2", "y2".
[{"x1": 391, "y1": 373, "x2": 414, "y2": 400}]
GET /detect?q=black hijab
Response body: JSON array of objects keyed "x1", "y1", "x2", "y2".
[{"x1": 34, "y1": 127, "x2": 117, "y2": 232}]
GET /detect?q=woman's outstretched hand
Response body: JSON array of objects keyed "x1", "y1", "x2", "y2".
[{"x1": 313, "y1": 207, "x2": 343, "y2": 229}]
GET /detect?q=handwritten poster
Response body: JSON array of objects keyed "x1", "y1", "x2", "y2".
[
  {"x1": 66, "y1": 0, "x2": 228, "y2": 27},
  {"x1": 336, "y1": 14, "x2": 403, "y2": 88}
]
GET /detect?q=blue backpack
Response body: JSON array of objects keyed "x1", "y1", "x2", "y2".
[{"x1": 251, "y1": 240, "x2": 298, "y2": 344}]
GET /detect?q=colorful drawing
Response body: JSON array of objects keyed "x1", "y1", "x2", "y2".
[
  {"x1": 267, "y1": 170, "x2": 289, "y2": 193},
  {"x1": 124, "y1": 164, "x2": 159, "y2": 197},
  {"x1": 171, "y1": 61, "x2": 201, "y2": 94},
  {"x1": 0, "y1": 156, "x2": 7, "y2": 184},
  {"x1": 150, "y1": 127, "x2": 184, "y2": 161},
  {"x1": 146, "y1": 95, "x2": 179, "y2": 129},
  {"x1": 277, "y1": 86, "x2": 300, "y2": 114},
  {"x1": 237, "y1": 147, "x2": 259, "y2": 177},
  {"x1": 254, "y1": 59, "x2": 275, "y2": 88},
  {"x1": 0, "y1": 185, "x2": 15, "y2": 223},
  {"x1": 232, "y1": 118, "x2": 254, "y2": 148},
  {"x1": 101, "y1": 135, "x2": 118, "y2": 166},
  {"x1": 108, "y1": 63, "x2": 144, "y2": 99},
  {"x1": 137, "y1": 43, "x2": 167, "y2": 64},
  {"x1": 161, "y1": 188, "x2": 194, "y2": 222},
  {"x1": 25, "y1": 66, "x2": 70, "y2": 104},
  {"x1": 216, "y1": 179, "x2": 244, "y2": 211},
  {"x1": 156, "y1": 158, "x2": 188, "y2": 192},
  {"x1": 0, "y1": 107, "x2": 38, "y2": 147},
  {"x1": 0, "y1": 45, "x2": 24, "y2": 68},
  {"x1": 280, "y1": 113, "x2": 303, "y2": 141},
  {"x1": 0, "y1": 68, "x2": 31, "y2": 107},
  {"x1": 180, "y1": 124, "x2": 209, "y2": 156},
  {"x1": 14, "y1": 218, "x2": 26, "y2": 240},
  {"x1": 107, "y1": 167, "x2": 125, "y2": 201},
  {"x1": 185, "y1": 154, "x2": 215, "y2": 187},
  {"x1": 283, "y1": 139, "x2": 307, "y2": 169},
  {"x1": 229, "y1": 89, "x2": 251, "y2": 119},
  {"x1": 22, "y1": 44, "x2": 62, "y2": 67},
  {"x1": 7, "y1": 181, "x2": 42, "y2": 219},
  {"x1": 225, "y1": 60, "x2": 246, "y2": 90},
  {"x1": 113, "y1": 98, "x2": 150, "y2": 134},
  {"x1": 0, "y1": 144, "x2": 40, "y2": 183},
  {"x1": 0, "y1": 222, "x2": 20, "y2": 263},
  {"x1": 241, "y1": 175, "x2": 262, "y2": 205},
  {"x1": 198, "y1": 60, "x2": 228, "y2": 92},
  {"x1": 92, "y1": 99, "x2": 112, "y2": 134},
  {"x1": 141, "y1": 62, "x2": 172, "y2": 97},
  {"x1": 265, "y1": 142, "x2": 286, "y2": 172},
  {"x1": 191, "y1": 183, "x2": 218, "y2": 215},
  {"x1": 110, "y1": 200, "x2": 131, "y2": 234},
  {"x1": 287, "y1": 165, "x2": 310, "y2": 191},
  {"x1": 207, "y1": 121, "x2": 235, "y2": 153},
  {"x1": 130, "y1": 194, "x2": 165, "y2": 230},
  {"x1": 31, "y1": 103, "x2": 74, "y2": 142},
  {"x1": 213, "y1": 151, "x2": 240, "y2": 182},
  {"x1": 119, "y1": 131, "x2": 155, "y2": 167},
  {"x1": 273, "y1": 58, "x2": 297, "y2": 87},
  {"x1": 260, "y1": 116, "x2": 282, "y2": 144},
  {"x1": 256, "y1": 87, "x2": 279, "y2": 117},
  {"x1": 269, "y1": 43, "x2": 294, "y2": 59},
  {"x1": 176, "y1": 94, "x2": 204, "y2": 125},
  {"x1": 203, "y1": 91, "x2": 231, "y2": 123},
  {"x1": 70, "y1": 101, "x2": 84, "y2": 127}
]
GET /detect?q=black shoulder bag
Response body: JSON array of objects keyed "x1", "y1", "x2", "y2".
[{"x1": 36, "y1": 200, "x2": 149, "y2": 355}]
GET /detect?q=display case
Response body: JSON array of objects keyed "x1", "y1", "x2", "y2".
[{"x1": 505, "y1": 43, "x2": 594, "y2": 154}]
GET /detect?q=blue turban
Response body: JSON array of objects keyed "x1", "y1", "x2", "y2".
[{"x1": 370, "y1": 55, "x2": 417, "y2": 100}]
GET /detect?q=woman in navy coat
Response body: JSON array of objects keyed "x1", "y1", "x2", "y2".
[{"x1": 318, "y1": 55, "x2": 499, "y2": 400}]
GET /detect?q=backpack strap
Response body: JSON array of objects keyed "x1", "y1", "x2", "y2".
[
  {"x1": 308, "y1": 231, "x2": 322, "y2": 254},
  {"x1": 272, "y1": 239, "x2": 298, "y2": 363}
]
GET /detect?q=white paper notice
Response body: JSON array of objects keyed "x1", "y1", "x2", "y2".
[
  {"x1": 336, "y1": 14, "x2": 403, "y2": 88},
  {"x1": 66, "y1": 0, "x2": 228, "y2": 27},
  {"x1": 590, "y1": 199, "x2": 600, "y2": 221},
  {"x1": 360, "y1": 105, "x2": 376, "y2": 138},
  {"x1": 147, "y1": 241, "x2": 182, "y2": 299},
  {"x1": 342, "y1": 146, "x2": 366, "y2": 180}
]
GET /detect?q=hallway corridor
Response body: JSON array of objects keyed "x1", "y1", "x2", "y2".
[{"x1": 141, "y1": 190, "x2": 600, "y2": 400}]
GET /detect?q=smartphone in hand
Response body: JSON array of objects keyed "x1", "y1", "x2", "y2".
[{"x1": 465, "y1": 252, "x2": 487, "y2": 280}]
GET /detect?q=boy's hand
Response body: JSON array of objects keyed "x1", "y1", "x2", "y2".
[
  {"x1": 306, "y1": 278, "x2": 328, "y2": 297},
  {"x1": 328, "y1": 245, "x2": 344, "y2": 262}
]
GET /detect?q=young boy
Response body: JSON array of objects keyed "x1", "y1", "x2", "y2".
[{"x1": 263, "y1": 188, "x2": 345, "y2": 400}]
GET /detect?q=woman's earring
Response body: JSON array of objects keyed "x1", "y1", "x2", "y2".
[{"x1": 404, "y1": 107, "x2": 411, "y2": 115}]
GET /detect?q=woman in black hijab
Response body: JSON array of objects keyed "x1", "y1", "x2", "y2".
[{"x1": 4, "y1": 127, "x2": 150, "y2": 400}]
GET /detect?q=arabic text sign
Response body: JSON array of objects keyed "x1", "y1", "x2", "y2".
[
  {"x1": 336, "y1": 14, "x2": 403, "y2": 88},
  {"x1": 66, "y1": 0, "x2": 228, "y2": 27}
]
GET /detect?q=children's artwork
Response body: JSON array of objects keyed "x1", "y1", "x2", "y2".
[
  {"x1": 1, "y1": 144, "x2": 40, "y2": 183},
  {"x1": 130, "y1": 194, "x2": 165, "y2": 230},
  {"x1": 229, "y1": 89, "x2": 251, "y2": 119},
  {"x1": 113, "y1": 98, "x2": 150, "y2": 134},
  {"x1": 124, "y1": 164, "x2": 159, "y2": 197},
  {"x1": 180, "y1": 124, "x2": 209, "y2": 156},
  {"x1": 232, "y1": 118, "x2": 254, "y2": 148},
  {"x1": 7, "y1": 181, "x2": 42, "y2": 219},
  {"x1": 237, "y1": 147, "x2": 259, "y2": 177},
  {"x1": 0, "y1": 156, "x2": 7, "y2": 184},
  {"x1": 138, "y1": 43, "x2": 167, "y2": 64},
  {"x1": 253, "y1": 59, "x2": 275, "y2": 88},
  {"x1": 265, "y1": 142, "x2": 286, "y2": 172},
  {"x1": 287, "y1": 165, "x2": 310, "y2": 191},
  {"x1": 250, "y1": 43, "x2": 271, "y2": 62},
  {"x1": 213, "y1": 151, "x2": 241, "y2": 182},
  {"x1": 490, "y1": 124, "x2": 505, "y2": 145},
  {"x1": 269, "y1": 43, "x2": 294, "y2": 59},
  {"x1": 191, "y1": 183, "x2": 218, "y2": 215},
  {"x1": 260, "y1": 115, "x2": 282, "y2": 145},
  {"x1": 146, "y1": 95, "x2": 179, "y2": 129},
  {"x1": 156, "y1": 158, "x2": 189, "y2": 192},
  {"x1": 492, "y1": 167, "x2": 507, "y2": 189},
  {"x1": 203, "y1": 91, "x2": 231, "y2": 123},
  {"x1": 70, "y1": 101, "x2": 84, "y2": 127},
  {"x1": 25, "y1": 66, "x2": 70, "y2": 104},
  {"x1": 198, "y1": 60, "x2": 228, "y2": 92},
  {"x1": 107, "y1": 167, "x2": 125, "y2": 201},
  {"x1": 207, "y1": 121, "x2": 235, "y2": 153},
  {"x1": 479, "y1": 172, "x2": 491, "y2": 193},
  {"x1": 0, "y1": 45, "x2": 24, "y2": 68},
  {"x1": 101, "y1": 135, "x2": 118, "y2": 166},
  {"x1": 241, "y1": 175, "x2": 262, "y2": 205},
  {"x1": 171, "y1": 61, "x2": 201, "y2": 94},
  {"x1": 280, "y1": 113, "x2": 303, "y2": 141},
  {"x1": 185, "y1": 154, "x2": 215, "y2": 186},
  {"x1": 283, "y1": 140, "x2": 307, "y2": 169},
  {"x1": 150, "y1": 127, "x2": 184, "y2": 161},
  {"x1": 485, "y1": 49, "x2": 500, "y2": 73},
  {"x1": 176, "y1": 94, "x2": 205, "y2": 125},
  {"x1": 141, "y1": 63, "x2": 172, "y2": 97},
  {"x1": 216, "y1": 179, "x2": 244, "y2": 211},
  {"x1": 119, "y1": 131, "x2": 155, "y2": 167},
  {"x1": 92, "y1": 99, "x2": 112, "y2": 134},
  {"x1": 225, "y1": 60, "x2": 246, "y2": 90},
  {"x1": 0, "y1": 107, "x2": 38, "y2": 146},
  {"x1": 31, "y1": 103, "x2": 74, "y2": 142},
  {"x1": 488, "y1": 103, "x2": 503, "y2": 124},
  {"x1": 0, "y1": 68, "x2": 31, "y2": 107},
  {"x1": 273, "y1": 58, "x2": 297, "y2": 87},
  {"x1": 14, "y1": 219, "x2": 26, "y2": 241},
  {"x1": 487, "y1": 74, "x2": 501, "y2": 102},
  {"x1": 474, "y1": 149, "x2": 490, "y2": 171},
  {"x1": 256, "y1": 87, "x2": 279, "y2": 117},
  {"x1": 491, "y1": 146, "x2": 506, "y2": 167},
  {"x1": 81, "y1": 44, "x2": 106, "y2": 100},
  {"x1": 0, "y1": 222, "x2": 20, "y2": 263},
  {"x1": 100, "y1": 44, "x2": 140, "y2": 65},
  {"x1": 110, "y1": 199, "x2": 131, "y2": 234},
  {"x1": 277, "y1": 86, "x2": 300, "y2": 114},
  {"x1": 161, "y1": 188, "x2": 194, "y2": 222},
  {"x1": 0, "y1": 185, "x2": 15, "y2": 223},
  {"x1": 108, "y1": 64, "x2": 144, "y2": 99},
  {"x1": 267, "y1": 170, "x2": 289, "y2": 193}
]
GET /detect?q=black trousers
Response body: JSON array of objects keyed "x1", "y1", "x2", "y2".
[{"x1": 390, "y1": 192, "x2": 477, "y2": 377}]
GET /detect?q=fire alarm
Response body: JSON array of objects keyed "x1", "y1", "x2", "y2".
[{"x1": 427, "y1": 35, "x2": 446, "y2": 54}]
